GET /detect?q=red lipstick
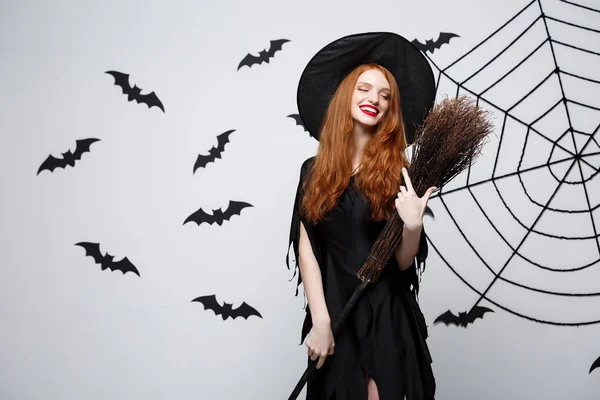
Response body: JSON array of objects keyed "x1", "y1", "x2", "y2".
[{"x1": 359, "y1": 105, "x2": 379, "y2": 117}]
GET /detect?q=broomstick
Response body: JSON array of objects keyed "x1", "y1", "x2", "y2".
[{"x1": 287, "y1": 96, "x2": 494, "y2": 400}]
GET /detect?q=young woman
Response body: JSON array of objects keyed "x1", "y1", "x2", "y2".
[{"x1": 287, "y1": 32, "x2": 437, "y2": 400}]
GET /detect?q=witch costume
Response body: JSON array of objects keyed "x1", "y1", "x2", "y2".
[{"x1": 286, "y1": 32, "x2": 437, "y2": 400}]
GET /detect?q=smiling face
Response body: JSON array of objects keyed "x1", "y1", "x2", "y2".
[{"x1": 350, "y1": 68, "x2": 391, "y2": 131}]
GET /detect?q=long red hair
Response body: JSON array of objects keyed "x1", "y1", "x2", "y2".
[{"x1": 301, "y1": 63, "x2": 410, "y2": 224}]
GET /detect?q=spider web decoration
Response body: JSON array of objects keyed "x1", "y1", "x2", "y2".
[{"x1": 422, "y1": 0, "x2": 600, "y2": 327}]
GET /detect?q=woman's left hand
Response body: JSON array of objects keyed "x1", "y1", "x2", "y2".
[{"x1": 395, "y1": 167, "x2": 436, "y2": 230}]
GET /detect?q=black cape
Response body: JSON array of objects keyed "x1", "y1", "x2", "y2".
[{"x1": 286, "y1": 156, "x2": 436, "y2": 400}]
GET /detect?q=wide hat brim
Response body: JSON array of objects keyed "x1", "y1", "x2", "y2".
[{"x1": 297, "y1": 32, "x2": 436, "y2": 144}]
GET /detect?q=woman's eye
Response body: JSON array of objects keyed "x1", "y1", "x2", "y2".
[{"x1": 358, "y1": 88, "x2": 367, "y2": 92}]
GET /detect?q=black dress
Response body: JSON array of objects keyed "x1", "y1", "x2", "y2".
[{"x1": 287, "y1": 157, "x2": 436, "y2": 400}]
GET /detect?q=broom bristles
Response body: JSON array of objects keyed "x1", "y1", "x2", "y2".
[{"x1": 357, "y1": 95, "x2": 494, "y2": 282}]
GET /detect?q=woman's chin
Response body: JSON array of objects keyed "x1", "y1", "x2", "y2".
[{"x1": 353, "y1": 116, "x2": 379, "y2": 129}]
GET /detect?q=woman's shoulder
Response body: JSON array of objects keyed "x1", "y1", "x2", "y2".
[
  {"x1": 299, "y1": 156, "x2": 316, "y2": 177},
  {"x1": 301, "y1": 156, "x2": 315, "y2": 169}
]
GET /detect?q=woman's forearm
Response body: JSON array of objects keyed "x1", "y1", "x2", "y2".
[
  {"x1": 394, "y1": 223, "x2": 423, "y2": 271},
  {"x1": 298, "y1": 221, "x2": 331, "y2": 324}
]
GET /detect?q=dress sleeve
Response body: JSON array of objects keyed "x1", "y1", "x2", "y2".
[
  {"x1": 286, "y1": 156, "x2": 322, "y2": 297},
  {"x1": 416, "y1": 224, "x2": 429, "y2": 274},
  {"x1": 399, "y1": 224, "x2": 429, "y2": 300},
  {"x1": 401, "y1": 225, "x2": 431, "y2": 340}
]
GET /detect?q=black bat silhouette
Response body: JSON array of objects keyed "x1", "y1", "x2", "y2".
[
  {"x1": 433, "y1": 306, "x2": 494, "y2": 327},
  {"x1": 193, "y1": 129, "x2": 235, "y2": 173},
  {"x1": 287, "y1": 114, "x2": 308, "y2": 132},
  {"x1": 184, "y1": 200, "x2": 253, "y2": 226},
  {"x1": 192, "y1": 295, "x2": 262, "y2": 320},
  {"x1": 424, "y1": 204, "x2": 435, "y2": 219},
  {"x1": 105, "y1": 70, "x2": 165, "y2": 112},
  {"x1": 590, "y1": 356, "x2": 600, "y2": 374},
  {"x1": 411, "y1": 32, "x2": 460, "y2": 54},
  {"x1": 75, "y1": 242, "x2": 140, "y2": 276},
  {"x1": 37, "y1": 138, "x2": 100, "y2": 175},
  {"x1": 237, "y1": 39, "x2": 290, "y2": 70}
]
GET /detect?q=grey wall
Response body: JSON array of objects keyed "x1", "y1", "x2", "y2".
[{"x1": 1, "y1": 0, "x2": 599, "y2": 399}]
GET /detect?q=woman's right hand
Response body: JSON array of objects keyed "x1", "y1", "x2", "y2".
[{"x1": 305, "y1": 319, "x2": 335, "y2": 369}]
